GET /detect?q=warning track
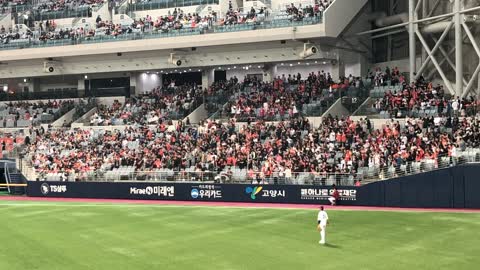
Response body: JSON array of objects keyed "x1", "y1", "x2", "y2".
[{"x1": 1, "y1": 196, "x2": 479, "y2": 213}]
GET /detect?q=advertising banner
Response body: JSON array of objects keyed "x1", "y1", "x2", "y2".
[
  {"x1": 27, "y1": 182, "x2": 359, "y2": 205},
  {"x1": 28, "y1": 164, "x2": 480, "y2": 208}
]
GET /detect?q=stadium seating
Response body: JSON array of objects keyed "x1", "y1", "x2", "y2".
[
  {"x1": 0, "y1": 100, "x2": 73, "y2": 127},
  {"x1": 0, "y1": 1, "x2": 329, "y2": 51}
]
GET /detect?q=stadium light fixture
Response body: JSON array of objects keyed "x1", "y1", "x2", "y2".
[
  {"x1": 23, "y1": 78, "x2": 27, "y2": 82},
  {"x1": 3, "y1": 85, "x2": 7, "y2": 92},
  {"x1": 281, "y1": 63, "x2": 284, "y2": 66},
  {"x1": 258, "y1": 66, "x2": 261, "y2": 69},
  {"x1": 84, "y1": 75, "x2": 88, "y2": 79},
  {"x1": 246, "y1": 66, "x2": 249, "y2": 70},
  {"x1": 315, "y1": 61, "x2": 318, "y2": 64},
  {"x1": 290, "y1": 64, "x2": 293, "y2": 67},
  {"x1": 233, "y1": 66, "x2": 237, "y2": 69}
]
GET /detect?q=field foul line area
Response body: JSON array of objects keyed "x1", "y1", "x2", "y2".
[{"x1": 1, "y1": 196, "x2": 479, "y2": 213}]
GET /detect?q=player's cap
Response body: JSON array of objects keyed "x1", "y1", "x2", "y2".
[{"x1": 320, "y1": 206, "x2": 324, "y2": 210}]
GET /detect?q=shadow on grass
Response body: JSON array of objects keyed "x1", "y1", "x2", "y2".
[{"x1": 322, "y1": 243, "x2": 340, "y2": 249}]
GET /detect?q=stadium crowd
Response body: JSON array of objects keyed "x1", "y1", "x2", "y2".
[
  {"x1": 284, "y1": 0, "x2": 331, "y2": 21},
  {"x1": 35, "y1": 0, "x2": 103, "y2": 13},
  {"x1": 372, "y1": 74, "x2": 479, "y2": 117},
  {"x1": 223, "y1": 70, "x2": 362, "y2": 121},
  {"x1": 26, "y1": 105, "x2": 480, "y2": 183},
  {"x1": 0, "y1": 100, "x2": 73, "y2": 126},
  {"x1": 89, "y1": 84, "x2": 201, "y2": 125},
  {"x1": 369, "y1": 66, "x2": 405, "y2": 87},
  {"x1": 1, "y1": 0, "x2": 330, "y2": 45}
]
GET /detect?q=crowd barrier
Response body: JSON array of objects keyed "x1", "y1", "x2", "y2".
[{"x1": 27, "y1": 164, "x2": 480, "y2": 208}]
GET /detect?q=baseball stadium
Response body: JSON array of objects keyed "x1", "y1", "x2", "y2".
[{"x1": 0, "y1": 0, "x2": 480, "y2": 269}]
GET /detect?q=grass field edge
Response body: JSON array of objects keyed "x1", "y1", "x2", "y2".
[{"x1": 1, "y1": 196, "x2": 480, "y2": 213}]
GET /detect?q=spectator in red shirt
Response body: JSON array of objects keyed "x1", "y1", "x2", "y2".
[{"x1": 328, "y1": 186, "x2": 340, "y2": 206}]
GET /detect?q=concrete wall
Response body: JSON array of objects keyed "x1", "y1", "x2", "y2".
[
  {"x1": 0, "y1": 13, "x2": 12, "y2": 30},
  {"x1": 71, "y1": 107, "x2": 97, "y2": 128},
  {"x1": 321, "y1": 98, "x2": 350, "y2": 118},
  {"x1": 0, "y1": 24, "x2": 326, "y2": 63},
  {"x1": 185, "y1": 104, "x2": 208, "y2": 124},
  {"x1": 226, "y1": 66, "x2": 264, "y2": 81},
  {"x1": 51, "y1": 107, "x2": 76, "y2": 127},
  {"x1": 136, "y1": 72, "x2": 162, "y2": 93},
  {"x1": 372, "y1": 57, "x2": 422, "y2": 75},
  {"x1": 350, "y1": 116, "x2": 406, "y2": 130},
  {"x1": 324, "y1": 0, "x2": 368, "y2": 37},
  {"x1": 276, "y1": 63, "x2": 334, "y2": 78}
]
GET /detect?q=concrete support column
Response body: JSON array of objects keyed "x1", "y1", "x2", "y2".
[
  {"x1": 454, "y1": 0, "x2": 463, "y2": 97},
  {"x1": 262, "y1": 65, "x2": 277, "y2": 82},
  {"x1": 31, "y1": 78, "x2": 41, "y2": 92},
  {"x1": 477, "y1": 74, "x2": 480, "y2": 98},
  {"x1": 331, "y1": 60, "x2": 345, "y2": 81},
  {"x1": 78, "y1": 78, "x2": 86, "y2": 97},
  {"x1": 130, "y1": 73, "x2": 138, "y2": 96},
  {"x1": 409, "y1": 0, "x2": 416, "y2": 83},
  {"x1": 421, "y1": 0, "x2": 428, "y2": 63},
  {"x1": 359, "y1": 55, "x2": 369, "y2": 78},
  {"x1": 202, "y1": 68, "x2": 214, "y2": 90}
]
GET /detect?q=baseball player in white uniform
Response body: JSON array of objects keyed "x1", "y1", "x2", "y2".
[{"x1": 317, "y1": 206, "x2": 329, "y2": 244}]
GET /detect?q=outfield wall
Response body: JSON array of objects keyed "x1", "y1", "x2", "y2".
[{"x1": 26, "y1": 165, "x2": 480, "y2": 208}]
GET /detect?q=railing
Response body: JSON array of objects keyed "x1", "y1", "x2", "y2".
[
  {"x1": 29, "y1": 150, "x2": 480, "y2": 185},
  {"x1": 91, "y1": 0, "x2": 106, "y2": 12},
  {"x1": 126, "y1": 0, "x2": 220, "y2": 13},
  {"x1": 169, "y1": 95, "x2": 203, "y2": 120},
  {"x1": 0, "y1": 15, "x2": 321, "y2": 51},
  {"x1": 31, "y1": 6, "x2": 92, "y2": 21},
  {"x1": 85, "y1": 87, "x2": 130, "y2": 98},
  {"x1": 71, "y1": 97, "x2": 98, "y2": 123},
  {"x1": 0, "y1": 88, "x2": 79, "y2": 101},
  {"x1": 0, "y1": 7, "x2": 11, "y2": 17},
  {"x1": 369, "y1": 103, "x2": 480, "y2": 119},
  {"x1": 114, "y1": 0, "x2": 130, "y2": 14}
]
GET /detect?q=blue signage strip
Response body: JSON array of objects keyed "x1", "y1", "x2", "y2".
[{"x1": 27, "y1": 182, "x2": 359, "y2": 205}]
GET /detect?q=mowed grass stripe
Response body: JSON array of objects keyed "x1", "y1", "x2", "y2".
[{"x1": 0, "y1": 201, "x2": 479, "y2": 270}]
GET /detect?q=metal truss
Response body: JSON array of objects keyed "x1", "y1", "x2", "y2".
[
  {"x1": 358, "y1": 0, "x2": 480, "y2": 97},
  {"x1": 411, "y1": 0, "x2": 477, "y2": 97}
]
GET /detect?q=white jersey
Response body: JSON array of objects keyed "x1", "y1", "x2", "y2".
[{"x1": 317, "y1": 210, "x2": 329, "y2": 226}]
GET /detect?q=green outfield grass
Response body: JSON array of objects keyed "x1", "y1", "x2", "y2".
[{"x1": 0, "y1": 201, "x2": 479, "y2": 270}]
